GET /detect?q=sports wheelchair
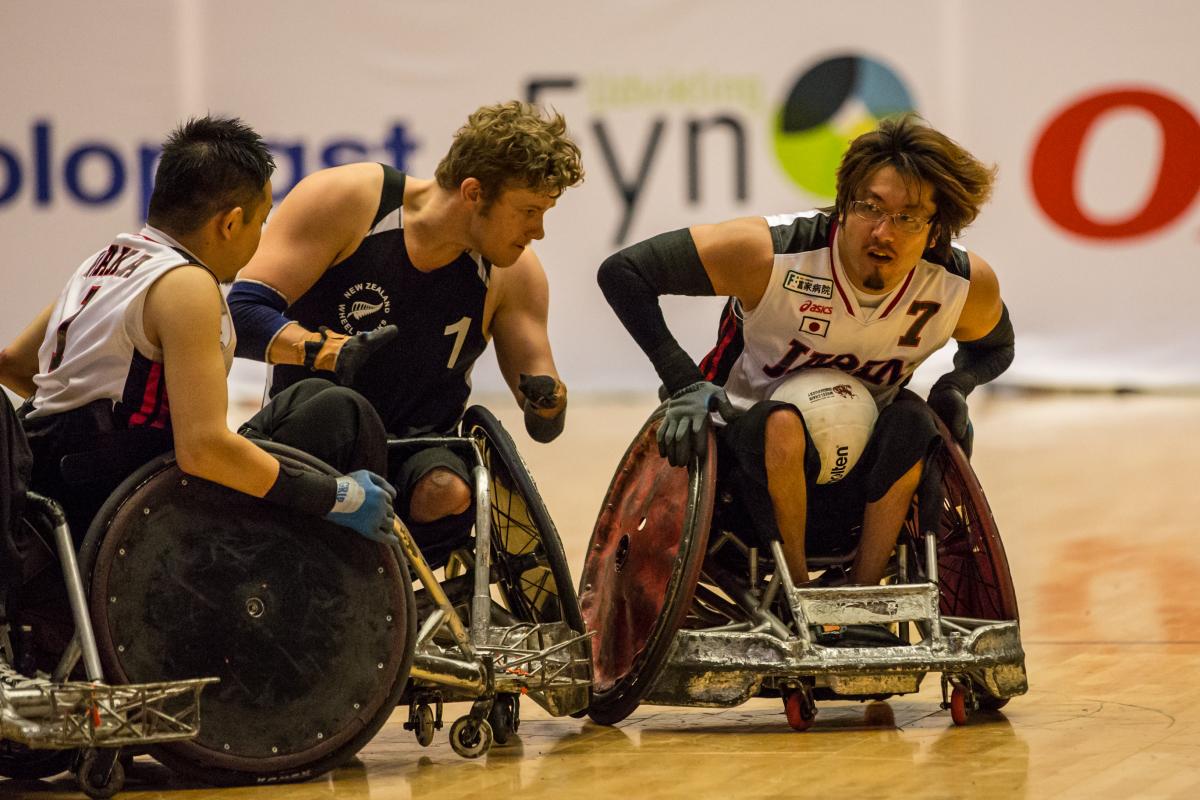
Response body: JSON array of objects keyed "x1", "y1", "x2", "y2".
[
  {"x1": 4, "y1": 403, "x2": 589, "y2": 792},
  {"x1": 579, "y1": 404, "x2": 1027, "y2": 730},
  {"x1": 2, "y1": 434, "x2": 415, "y2": 793},
  {"x1": 384, "y1": 406, "x2": 591, "y2": 758}
]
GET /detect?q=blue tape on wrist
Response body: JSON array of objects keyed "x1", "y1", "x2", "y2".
[{"x1": 228, "y1": 279, "x2": 292, "y2": 361}]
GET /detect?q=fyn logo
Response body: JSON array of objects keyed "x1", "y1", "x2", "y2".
[{"x1": 773, "y1": 55, "x2": 916, "y2": 199}]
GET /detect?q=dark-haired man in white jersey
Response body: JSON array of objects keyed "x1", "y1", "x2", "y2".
[
  {"x1": 0, "y1": 116, "x2": 395, "y2": 553},
  {"x1": 598, "y1": 114, "x2": 1014, "y2": 587}
]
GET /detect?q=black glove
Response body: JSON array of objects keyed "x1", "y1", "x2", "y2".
[
  {"x1": 519, "y1": 373, "x2": 560, "y2": 409},
  {"x1": 334, "y1": 325, "x2": 399, "y2": 387},
  {"x1": 657, "y1": 381, "x2": 735, "y2": 468},
  {"x1": 519, "y1": 373, "x2": 566, "y2": 443},
  {"x1": 927, "y1": 380, "x2": 974, "y2": 458}
]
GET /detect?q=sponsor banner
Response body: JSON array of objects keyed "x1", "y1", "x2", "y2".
[{"x1": 2, "y1": 0, "x2": 1197, "y2": 397}]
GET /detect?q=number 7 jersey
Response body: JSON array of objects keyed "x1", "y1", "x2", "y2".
[{"x1": 701, "y1": 210, "x2": 971, "y2": 409}]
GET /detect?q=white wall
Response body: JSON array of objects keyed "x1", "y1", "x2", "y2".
[{"x1": 3, "y1": 0, "x2": 1198, "y2": 402}]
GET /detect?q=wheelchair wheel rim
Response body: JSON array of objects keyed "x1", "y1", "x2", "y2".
[
  {"x1": 580, "y1": 407, "x2": 715, "y2": 721},
  {"x1": 918, "y1": 430, "x2": 1020, "y2": 622},
  {"x1": 462, "y1": 406, "x2": 584, "y2": 633},
  {"x1": 88, "y1": 454, "x2": 415, "y2": 784}
]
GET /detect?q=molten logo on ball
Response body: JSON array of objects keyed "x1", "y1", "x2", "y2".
[{"x1": 770, "y1": 368, "x2": 879, "y2": 484}]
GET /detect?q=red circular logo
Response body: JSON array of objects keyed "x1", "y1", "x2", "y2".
[{"x1": 1031, "y1": 88, "x2": 1200, "y2": 239}]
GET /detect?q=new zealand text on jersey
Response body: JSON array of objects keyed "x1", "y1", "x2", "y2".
[
  {"x1": 336, "y1": 281, "x2": 392, "y2": 332},
  {"x1": 764, "y1": 339, "x2": 907, "y2": 387}
]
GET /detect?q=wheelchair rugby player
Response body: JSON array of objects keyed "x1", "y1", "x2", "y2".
[
  {"x1": 1, "y1": 116, "x2": 412, "y2": 790},
  {"x1": 583, "y1": 113, "x2": 1026, "y2": 728}
]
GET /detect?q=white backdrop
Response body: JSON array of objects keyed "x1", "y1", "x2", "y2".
[{"x1": 3, "y1": 0, "x2": 1199, "y2": 401}]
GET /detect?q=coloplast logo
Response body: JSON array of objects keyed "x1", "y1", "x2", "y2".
[{"x1": 773, "y1": 55, "x2": 916, "y2": 199}]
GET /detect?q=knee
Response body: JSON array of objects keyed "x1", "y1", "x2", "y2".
[
  {"x1": 408, "y1": 468, "x2": 472, "y2": 523},
  {"x1": 321, "y1": 386, "x2": 386, "y2": 434},
  {"x1": 763, "y1": 408, "x2": 807, "y2": 473},
  {"x1": 879, "y1": 397, "x2": 939, "y2": 438},
  {"x1": 288, "y1": 377, "x2": 338, "y2": 400}
]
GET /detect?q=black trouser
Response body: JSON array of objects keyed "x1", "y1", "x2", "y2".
[
  {"x1": 715, "y1": 388, "x2": 942, "y2": 556},
  {"x1": 246, "y1": 378, "x2": 473, "y2": 568},
  {"x1": 17, "y1": 400, "x2": 174, "y2": 667},
  {"x1": 240, "y1": 378, "x2": 388, "y2": 476}
]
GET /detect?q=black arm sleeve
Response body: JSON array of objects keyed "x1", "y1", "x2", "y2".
[
  {"x1": 933, "y1": 304, "x2": 1015, "y2": 396},
  {"x1": 597, "y1": 229, "x2": 717, "y2": 395}
]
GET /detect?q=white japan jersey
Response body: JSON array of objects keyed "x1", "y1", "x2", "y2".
[
  {"x1": 26, "y1": 227, "x2": 235, "y2": 424},
  {"x1": 702, "y1": 211, "x2": 971, "y2": 410}
]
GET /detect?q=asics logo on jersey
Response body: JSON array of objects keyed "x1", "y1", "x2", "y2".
[
  {"x1": 798, "y1": 300, "x2": 833, "y2": 315},
  {"x1": 349, "y1": 300, "x2": 385, "y2": 320}
]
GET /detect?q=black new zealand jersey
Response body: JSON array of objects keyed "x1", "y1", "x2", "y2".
[{"x1": 272, "y1": 166, "x2": 492, "y2": 435}]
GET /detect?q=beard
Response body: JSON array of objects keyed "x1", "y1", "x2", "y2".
[{"x1": 863, "y1": 271, "x2": 886, "y2": 291}]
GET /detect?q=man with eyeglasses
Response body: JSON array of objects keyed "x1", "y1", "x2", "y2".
[{"x1": 597, "y1": 114, "x2": 1013, "y2": 587}]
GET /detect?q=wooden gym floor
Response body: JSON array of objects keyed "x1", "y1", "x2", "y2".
[{"x1": 4, "y1": 390, "x2": 1199, "y2": 799}]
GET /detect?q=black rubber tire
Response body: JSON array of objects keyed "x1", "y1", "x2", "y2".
[
  {"x1": 78, "y1": 442, "x2": 417, "y2": 787},
  {"x1": 461, "y1": 406, "x2": 584, "y2": 635}
]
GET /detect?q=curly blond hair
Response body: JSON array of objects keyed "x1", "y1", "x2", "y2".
[{"x1": 435, "y1": 101, "x2": 584, "y2": 203}]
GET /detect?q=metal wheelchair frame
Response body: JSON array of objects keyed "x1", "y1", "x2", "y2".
[
  {"x1": 385, "y1": 409, "x2": 592, "y2": 758},
  {"x1": 583, "y1": 407, "x2": 1027, "y2": 729},
  {"x1": 1, "y1": 493, "x2": 215, "y2": 798}
]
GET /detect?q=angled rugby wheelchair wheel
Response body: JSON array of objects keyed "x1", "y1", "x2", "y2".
[
  {"x1": 461, "y1": 406, "x2": 583, "y2": 634},
  {"x1": 910, "y1": 419, "x2": 1019, "y2": 623},
  {"x1": 77, "y1": 443, "x2": 417, "y2": 787},
  {"x1": 910, "y1": 419, "x2": 1019, "y2": 709},
  {"x1": 579, "y1": 405, "x2": 715, "y2": 725}
]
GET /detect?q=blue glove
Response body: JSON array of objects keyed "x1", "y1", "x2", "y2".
[
  {"x1": 657, "y1": 381, "x2": 735, "y2": 468},
  {"x1": 335, "y1": 325, "x2": 400, "y2": 387},
  {"x1": 324, "y1": 470, "x2": 398, "y2": 543},
  {"x1": 927, "y1": 382, "x2": 974, "y2": 458}
]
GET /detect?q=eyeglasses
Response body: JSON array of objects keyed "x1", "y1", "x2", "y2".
[{"x1": 849, "y1": 200, "x2": 931, "y2": 235}]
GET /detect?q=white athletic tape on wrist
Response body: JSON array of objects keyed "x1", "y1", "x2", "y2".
[{"x1": 331, "y1": 477, "x2": 366, "y2": 514}]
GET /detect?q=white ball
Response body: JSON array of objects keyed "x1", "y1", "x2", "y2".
[{"x1": 768, "y1": 369, "x2": 879, "y2": 484}]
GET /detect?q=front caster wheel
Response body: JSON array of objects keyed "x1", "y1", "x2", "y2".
[
  {"x1": 449, "y1": 716, "x2": 493, "y2": 759},
  {"x1": 950, "y1": 686, "x2": 972, "y2": 726},
  {"x1": 488, "y1": 693, "x2": 520, "y2": 745},
  {"x1": 783, "y1": 688, "x2": 817, "y2": 731},
  {"x1": 414, "y1": 703, "x2": 436, "y2": 747},
  {"x1": 76, "y1": 750, "x2": 125, "y2": 800}
]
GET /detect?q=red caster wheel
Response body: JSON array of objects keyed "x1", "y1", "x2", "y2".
[
  {"x1": 783, "y1": 688, "x2": 817, "y2": 731},
  {"x1": 949, "y1": 685, "x2": 971, "y2": 726}
]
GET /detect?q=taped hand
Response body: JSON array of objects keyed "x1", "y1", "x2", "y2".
[
  {"x1": 519, "y1": 373, "x2": 566, "y2": 443},
  {"x1": 324, "y1": 469, "x2": 398, "y2": 543}
]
